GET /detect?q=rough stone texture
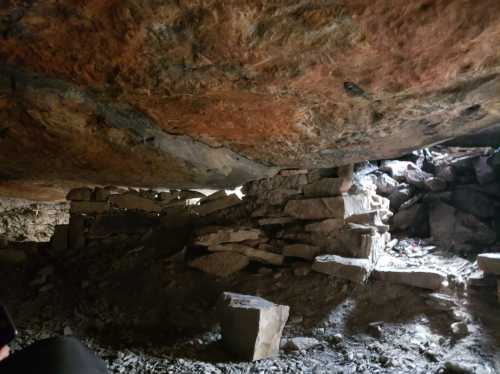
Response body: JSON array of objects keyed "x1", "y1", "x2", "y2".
[
  {"x1": 303, "y1": 177, "x2": 352, "y2": 198},
  {"x1": 312, "y1": 255, "x2": 371, "y2": 283},
  {"x1": 284, "y1": 192, "x2": 374, "y2": 220},
  {"x1": 372, "y1": 268, "x2": 447, "y2": 290},
  {"x1": 429, "y1": 202, "x2": 497, "y2": 250},
  {"x1": 284, "y1": 337, "x2": 321, "y2": 351},
  {"x1": 217, "y1": 292, "x2": 289, "y2": 361},
  {"x1": 209, "y1": 244, "x2": 284, "y2": 266},
  {"x1": 305, "y1": 218, "x2": 344, "y2": 233},
  {"x1": 192, "y1": 195, "x2": 243, "y2": 216},
  {"x1": 1, "y1": 1, "x2": 500, "y2": 199},
  {"x1": 189, "y1": 252, "x2": 250, "y2": 277},
  {"x1": 477, "y1": 253, "x2": 500, "y2": 275},
  {"x1": 195, "y1": 228, "x2": 263, "y2": 246},
  {"x1": 283, "y1": 244, "x2": 321, "y2": 260},
  {"x1": 0, "y1": 198, "x2": 69, "y2": 242}
]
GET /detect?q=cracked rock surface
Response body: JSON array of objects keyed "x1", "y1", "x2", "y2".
[{"x1": 1, "y1": 1, "x2": 500, "y2": 199}]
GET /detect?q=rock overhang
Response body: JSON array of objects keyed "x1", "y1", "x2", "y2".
[{"x1": 1, "y1": 0, "x2": 500, "y2": 199}]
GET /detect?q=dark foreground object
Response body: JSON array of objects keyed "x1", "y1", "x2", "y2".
[{"x1": 0, "y1": 337, "x2": 108, "y2": 374}]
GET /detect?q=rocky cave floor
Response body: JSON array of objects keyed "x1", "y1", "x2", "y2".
[{"x1": 1, "y1": 236, "x2": 499, "y2": 374}]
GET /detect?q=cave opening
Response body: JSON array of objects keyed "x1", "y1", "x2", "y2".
[{"x1": 0, "y1": 145, "x2": 499, "y2": 373}]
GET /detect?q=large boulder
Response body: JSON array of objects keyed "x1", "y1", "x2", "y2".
[
  {"x1": 429, "y1": 202, "x2": 496, "y2": 250},
  {"x1": 217, "y1": 292, "x2": 289, "y2": 361}
]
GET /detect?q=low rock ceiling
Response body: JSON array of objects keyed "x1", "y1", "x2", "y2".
[{"x1": 1, "y1": 0, "x2": 500, "y2": 199}]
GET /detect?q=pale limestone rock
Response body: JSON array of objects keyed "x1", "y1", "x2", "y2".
[
  {"x1": 373, "y1": 173, "x2": 399, "y2": 195},
  {"x1": 190, "y1": 252, "x2": 249, "y2": 277},
  {"x1": 283, "y1": 244, "x2": 321, "y2": 260},
  {"x1": 284, "y1": 197, "x2": 344, "y2": 220},
  {"x1": 243, "y1": 174, "x2": 308, "y2": 196},
  {"x1": 195, "y1": 228, "x2": 263, "y2": 246},
  {"x1": 345, "y1": 210, "x2": 389, "y2": 232},
  {"x1": 66, "y1": 187, "x2": 93, "y2": 201},
  {"x1": 70, "y1": 201, "x2": 109, "y2": 215},
  {"x1": 217, "y1": 292, "x2": 289, "y2": 361},
  {"x1": 303, "y1": 177, "x2": 352, "y2": 198},
  {"x1": 380, "y1": 160, "x2": 416, "y2": 182},
  {"x1": 209, "y1": 244, "x2": 284, "y2": 266},
  {"x1": 372, "y1": 268, "x2": 447, "y2": 290},
  {"x1": 305, "y1": 218, "x2": 344, "y2": 232},
  {"x1": 477, "y1": 253, "x2": 500, "y2": 275},
  {"x1": 109, "y1": 193, "x2": 161, "y2": 212},
  {"x1": 284, "y1": 337, "x2": 320, "y2": 351},
  {"x1": 312, "y1": 255, "x2": 372, "y2": 283}
]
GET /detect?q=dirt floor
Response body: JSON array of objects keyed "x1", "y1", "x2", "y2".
[{"x1": 1, "y1": 234, "x2": 499, "y2": 374}]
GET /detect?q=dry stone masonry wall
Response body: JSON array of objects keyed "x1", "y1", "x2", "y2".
[{"x1": 47, "y1": 146, "x2": 500, "y2": 300}]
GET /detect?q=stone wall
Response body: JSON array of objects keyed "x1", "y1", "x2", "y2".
[
  {"x1": 190, "y1": 165, "x2": 393, "y2": 283},
  {"x1": 0, "y1": 198, "x2": 69, "y2": 242},
  {"x1": 53, "y1": 167, "x2": 393, "y2": 284}
]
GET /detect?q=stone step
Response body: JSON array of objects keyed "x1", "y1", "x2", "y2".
[
  {"x1": 372, "y1": 267, "x2": 447, "y2": 290},
  {"x1": 312, "y1": 254, "x2": 372, "y2": 283}
]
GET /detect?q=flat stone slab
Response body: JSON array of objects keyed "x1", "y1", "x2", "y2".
[
  {"x1": 189, "y1": 252, "x2": 249, "y2": 277},
  {"x1": 195, "y1": 228, "x2": 264, "y2": 246},
  {"x1": 258, "y1": 217, "x2": 296, "y2": 226},
  {"x1": 303, "y1": 177, "x2": 351, "y2": 198},
  {"x1": 477, "y1": 253, "x2": 500, "y2": 275},
  {"x1": 312, "y1": 255, "x2": 372, "y2": 283},
  {"x1": 304, "y1": 218, "x2": 343, "y2": 232},
  {"x1": 209, "y1": 244, "x2": 284, "y2": 266},
  {"x1": 283, "y1": 244, "x2": 321, "y2": 260},
  {"x1": 192, "y1": 194, "x2": 243, "y2": 216},
  {"x1": 372, "y1": 268, "x2": 447, "y2": 290},
  {"x1": 217, "y1": 292, "x2": 289, "y2": 361}
]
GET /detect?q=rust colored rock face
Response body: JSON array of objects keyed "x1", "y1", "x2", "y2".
[{"x1": 1, "y1": 1, "x2": 500, "y2": 199}]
